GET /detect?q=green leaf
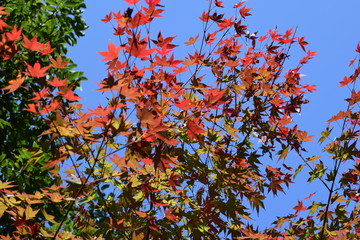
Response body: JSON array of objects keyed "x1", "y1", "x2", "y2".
[
  {"x1": 318, "y1": 127, "x2": 332, "y2": 143},
  {"x1": 294, "y1": 164, "x2": 304, "y2": 179}
]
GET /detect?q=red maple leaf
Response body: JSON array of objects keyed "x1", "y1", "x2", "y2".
[
  {"x1": 124, "y1": 0, "x2": 140, "y2": 5},
  {"x1": 258, "y1": 35, "x2": 268, "y2": 42},
  {"x1": 168, "y1": 173, "x2": 181, "y2": 190},
  {"x1": 98, "y1": 42, "x2": 123, "y2": 61},
  {"x1": 348, "y1": 57, "x2": 357, "y2": 67},
  {"x1": 30, "y1": 87, "x2": 48, "y2": 101},
  {"x1": 61, "y1": 90, "x2": 82, "y2": 101},
  {"x1": 101, "y1": 13, "x2": 113, "y2": 23},
  {"x1": 215, "y1": 0, "x2": 224, "y2": 8},
  {"x1": 217, "y1": 17, "x2": 233, "y2": 30},
  {"x1": 240, "y1": 6, "x2": 252, "y2": 18},
  {"x1": 152, "y1": 32, "x2": 177, "y2": 49},
  {"x1": 233, "y1": 2, "x2": 245, "y2": 8},
  {"x1": 173, "y1": 66, "x2": 188, "y2": 74},
  {"x1": 141, "y1": 158, "x2": 153, "y2": 165},
  {"x1": 303, "y1": 84, "x2": 317, "y2": 92},
  {"x1": 25, "y1": 62, "x2": 49, "y2": 78},
  {"x1": 297, "y1": 36, "x2": 308, "y2": 52},
  {"x1": 0, "y1": 19, "x2": 10, "y2": 31},
  {"x1": 21, "y1": 35, "x2": 44, "y2": 51},
  {"x1": 174, "y1": 99, "x2": 196, "y2": 111},
  {"x1": 187, "y1": 117, "x2": 207, "y2": 142},
  {"x1": 156, "y1": 45, "x2": 172, "y2": 56},
  {"x1": 0, "y1": 7, "x2": 9, "y2": 15},
  {"x1": 48, "y1": 77, "x2": 67, "y2": 87},
  {"x1": 145, "y1": 0, "x2": 161, "y2": 7},
  {"x1": 234, "y1": 158, "x2": 250, "y2": 167},
  {"x1": 127, "y1": 36, "x2": 155, "y2": 60},
  {"x1": 349, "y1": 192, "x2": 360, "y2": 201},
  {"x1": 25, "y1": 103, "x2": 39, "y2": 114},
  {"x1": 293, "y1": 201, "x2": 307, "y2": 214},
  {"x1": 304, "y1": 192, "x2": 316, "y2": 200},
  {"x1": 204, "y1": 88, "x2": 225, "y2": 107},
  {"x1": 6, "y1": 24, "x2": 22, "y2": 41},
  {"x1": 40, "y1": 100, "x2": 61, "y2": 114}
]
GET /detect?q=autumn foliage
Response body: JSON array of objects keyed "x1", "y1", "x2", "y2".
[{"x1": 0, "y1": 0, "x2": 359, "y2": 239}]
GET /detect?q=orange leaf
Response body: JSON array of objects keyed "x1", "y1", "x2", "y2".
[
  {"x1": 38, "y1": 42, "x2": 54, "y2": 55},
  {"x1": 164, "y1": 209, "x2": 180, "y2": 222},
  {"x1": 50, "y1": 56, "x2": 69, "y2": 68},
  {"x1": 1, "y1": 71, "x2": 25, "y2": 93},
  {"x1": 184, "y1": 35, "x2": 199, "y2": 46},
  {"x1": 199, "y1": 11, "x2": 209, "y2": 22},
  {"x1": 135, "y1": 210, "x2": 147, "y2": 218},
  {"x1": 328, "y1": 110, "x2": 351, "y2": 123},
  {"x1": 295, "y1": 130, "x2": 314, "y2": 142},
  {"x1": 339, "y1": 76, "x2": 353, "y2": 87},
  {"x1": 346, "y1": 90, "x2": 360, "y2": 106}
]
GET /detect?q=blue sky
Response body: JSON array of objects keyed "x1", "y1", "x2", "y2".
[{"x1": 68, "y1": 0, "x2": 360, "y2": 229}]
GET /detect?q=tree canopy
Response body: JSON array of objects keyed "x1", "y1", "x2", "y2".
[{"x1": 0, "y1": 0, "x2": 359, "y2": 239}]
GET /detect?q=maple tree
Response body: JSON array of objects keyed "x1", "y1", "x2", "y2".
[{"x1": 0, "y1": 0, "x2": 359, "y2": 239}]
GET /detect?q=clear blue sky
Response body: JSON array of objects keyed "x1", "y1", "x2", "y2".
[{"x1": 68, "y1": 0, "x2": 360, "y2": 229}]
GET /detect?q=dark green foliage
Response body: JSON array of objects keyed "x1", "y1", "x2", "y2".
[{"x1": 0, "y1": 0, "x2": 87, "y2": 234}]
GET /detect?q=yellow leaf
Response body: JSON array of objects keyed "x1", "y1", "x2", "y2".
[
  {"x1": 0, "y1": 180, "x2": 16, "y2": 190},
  {"x1": 0, "y1": 201, "x2": 7, "y2": 218},
  {"x1": 306, "y1": 155, "x2": 321, "y2": 163},
  {"x1": 42, "y1": 209, "x2": 58, "y2": 224},
  {"x1": 25, "y1": 205, "x2": 39, "y2": 220},
  {"x1": 132, "y1": 231, "x2": 144, "y2": 240}
]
